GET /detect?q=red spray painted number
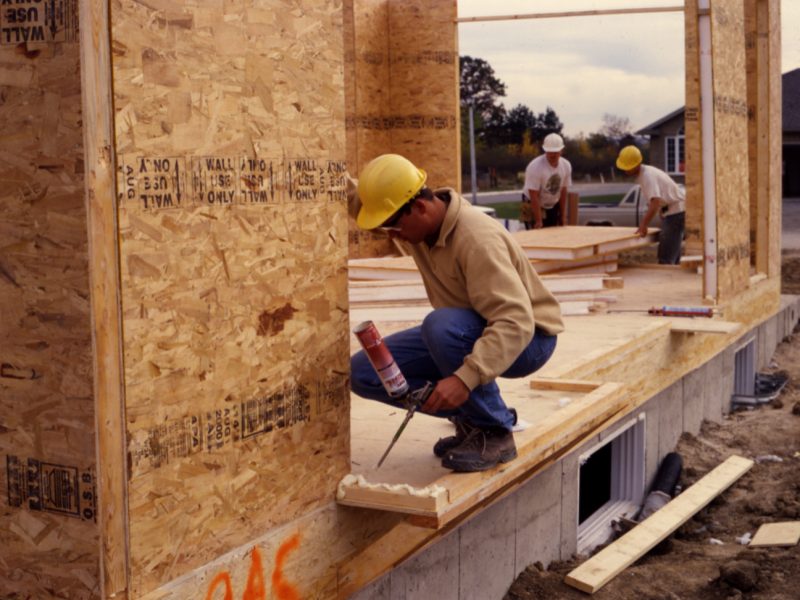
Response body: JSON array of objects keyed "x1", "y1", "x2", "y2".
[
  {"x1": 205, "y1": 535, "x2": 301, "y2": 600},
  {"x1": 271, "y1": 534, "x2": 301, "y2": 600}
]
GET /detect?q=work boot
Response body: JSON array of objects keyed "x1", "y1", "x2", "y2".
[
  {"x1": 441, "y1": 426, "x2": 517, "y2": 472},
  {"x1": 433, "y1": 420, "x2": 475, "y2": 458}
]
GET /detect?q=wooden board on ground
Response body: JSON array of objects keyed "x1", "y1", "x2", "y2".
[
  {"x1": 512, "y1": 226, "x2": 658, "y2": 260},
  {"x1": 564, "y1": 455, "x2": 754, "y2": 594},
  {"x1": 749, "y1": 522, "x2": 800, "y2": 547}
]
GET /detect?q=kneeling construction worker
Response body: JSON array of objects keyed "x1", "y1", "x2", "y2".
[{"x1": 349, "y1": 154, "x2": 564, "y2": 472}]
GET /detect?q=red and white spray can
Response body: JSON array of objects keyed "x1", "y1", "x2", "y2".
[{"x1": 353, "y1": 321, "x2": 409, "y2": 398}]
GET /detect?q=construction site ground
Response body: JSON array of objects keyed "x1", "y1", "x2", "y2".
[{"x1": 505, "y1": 251, "x2": 800, "y2": 600}]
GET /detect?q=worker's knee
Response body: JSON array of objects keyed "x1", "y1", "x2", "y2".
[
  {"x1": 350, "y1": 351, "x2": 379, "y2": 397},
  {"x1": 420, "y1": 307, "x2": 485, "y2": 349}
]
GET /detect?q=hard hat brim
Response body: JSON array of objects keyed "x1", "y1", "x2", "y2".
[{"x1": 356, "y1": 168, "x2": 427, "y2": 230}]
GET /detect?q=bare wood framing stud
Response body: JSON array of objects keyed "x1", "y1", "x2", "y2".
[{"x1": 456, "y1": 6, "x2": 684, "y2": 24}]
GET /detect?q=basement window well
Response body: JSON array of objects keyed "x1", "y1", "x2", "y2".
[{"x1": 577, "y1": 415, "x2": 646, "y2": 554}]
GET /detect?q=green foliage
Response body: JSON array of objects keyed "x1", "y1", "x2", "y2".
[{"x1": 460, "y1": 55, "x2": 646, "y2": 186}]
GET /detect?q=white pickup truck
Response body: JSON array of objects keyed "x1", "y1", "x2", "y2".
[{"x1": 576, "y1": 184, "x2": 646, "y2": 227}]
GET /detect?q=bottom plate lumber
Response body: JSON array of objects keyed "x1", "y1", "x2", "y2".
[{"x1": 564, "y1": 455, "x2": 754, "y2": 594}]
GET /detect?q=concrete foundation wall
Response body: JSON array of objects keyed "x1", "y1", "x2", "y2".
[{"x1": 351, "y1": 298, "x2": 800, "y2": 600}]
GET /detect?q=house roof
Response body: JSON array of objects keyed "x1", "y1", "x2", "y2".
[
  {"x1": 635, "y1": 68, "x2": 800, "y2": 135},
  {"x1": 784, "y1": 68, "x2": 800, "y2": 133},
  {"x1": 636, "y1": 106, "x2": 685, "y2": 136}
]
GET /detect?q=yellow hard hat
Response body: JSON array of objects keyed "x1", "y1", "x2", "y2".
[
  {"x1": 356, "y1": 154, "x2": 427, "y2": 230},
  {"x1": 616, "y1": 145, "x2": 643, "y2": 171}
]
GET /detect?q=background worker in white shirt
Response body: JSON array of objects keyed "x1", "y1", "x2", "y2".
[
  {"x1": 616, "y1": 145, "x2": 686, "y2": 265},
  {"x1": 522, "y1": 133, "x2": 572, "y2": 229}
]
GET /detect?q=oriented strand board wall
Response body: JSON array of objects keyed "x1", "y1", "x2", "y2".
[
  {"x1": 0, "y1": 3, "x2": 99, "y2": 598},
  {"x1": 765, "y1": 0, "x2": 782, "y2": 278},
  {"x1": 107, "y1": 1, "x2": 350, "y2": 595},
  {"x1": 388, "y1": 0, "x2": 460, "y2": 188},
  {"x1": 684, "y1": 0, "x2": 703, "y2": 259},
  {"x1": 344, "y1": 0, "x2": 459, "y2": 258},
  {"x1": 345, "y1": 0, "x2": 394, "y2": 258},
  {"x1": 710, "y1": 0, "x2": 751, "y2": 301},
  {"x1": 744, "y1": 0, "x2": 782, "y2": 277}
]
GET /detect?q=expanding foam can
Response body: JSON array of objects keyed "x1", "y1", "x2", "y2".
[{"x1": 353, "y1": 321, "x2": 409, "y2": 398}]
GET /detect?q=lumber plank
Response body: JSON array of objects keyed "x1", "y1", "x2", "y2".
[
  {"x1": 80, "y1": 2, "x2": 127, "y2": 596},
  {"x1": 749, "y1": 521, "x2": 800, "y2": 547},
  {"x1": 668, "y1": 319, "x2": 742, "y2": 335},
  {"x1": 337, "y1": 382, "x2": 625, "y2": 522},
  {"x1": 530, "y1": 378, "x2": 604, "y2": 393},
  {"x1": 513, "y1": 226, "x2": 658, "y2": 260},
  {"x1": 564, "y1": 455, "x2": 754, "y2": 594}
]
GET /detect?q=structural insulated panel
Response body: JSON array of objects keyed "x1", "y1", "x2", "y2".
[{"x1": 105, "y1": 0, "x2": 350, "y2": 595}]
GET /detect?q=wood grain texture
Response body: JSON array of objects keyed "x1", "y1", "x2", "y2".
[
  {"x1": 80, "y1": 0, "x2": 129, "y2": 596},
  {"x1": 710, "y1": 0, "x2": 751, "y2": 301},
  {"x1": 0, "y1": 3, "x2": 99, "y2": 597},
  {"x1": 107, "y1": 0, "x2": 351, "y2": 595},
  {"x1": 564, "y1": 455, "x2": 753, "y2": 593}
]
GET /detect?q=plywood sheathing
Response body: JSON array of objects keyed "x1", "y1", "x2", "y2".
[
  {"x1": 0, "y1": 9, "x2": 99, "y2": 599},
  {"x1": 745, "y1": 0, "x2": 781, "y2": 278},
  {"x1": 387, "y1": 0, "x2": 460, "y2": 188},
  {"x1": 683, "y1": 0, "x2": 704, "y2": 259},
  {"x1": 710, "y1": 0, "x2": 751, "y2": 301},
  {"x1": 343, "y1": 0, "x2": 460, "y2": 258},
  {"x1": 766, "y1": 0, "x2": 782, "y2": 278},
  {"x1": 344, "y1": 0, "x2": 394, "y2": 258},
  {"x1": 106, "y1": 0, "x2": 350, "y2": 595}
]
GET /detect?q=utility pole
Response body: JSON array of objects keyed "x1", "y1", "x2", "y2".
[{"x1": 469, "y1": 103, "x2": 478, "y2": 205}]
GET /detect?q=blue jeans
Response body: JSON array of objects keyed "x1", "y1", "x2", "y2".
[
  {"x1": 658, "y1": 212, "x2": 685, "y2": 265},
  {"x1": 351, "y1": 307, "x2": 557, "y2": 430}
]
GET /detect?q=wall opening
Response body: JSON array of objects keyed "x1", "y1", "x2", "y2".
[
  {"x1": 733, "y1": 337, "x2": 757, "y2": 397},
  {"x1": 577, "y1": 415, "x2": 646, "y2": 553}
]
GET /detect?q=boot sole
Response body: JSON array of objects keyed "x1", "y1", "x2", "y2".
[{"x1": 441, "y1": 448, "x2": 518, "y2": 472}]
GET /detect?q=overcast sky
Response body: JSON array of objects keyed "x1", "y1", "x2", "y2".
[{"x1": 457, "y1": 0, "x2": 800, "y2": 137}]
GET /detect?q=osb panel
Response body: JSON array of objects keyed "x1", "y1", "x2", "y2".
[
  {"x1": 109, "y1": 0, "x2": 350, "y2": 595},
  {"x1": 766, "y1": 0, "x2": 782, "y2": 278},
  {"x1": 683, "y1": 0, "x2": 704, "y2": 260},
  {"x1": 344, "y1": 0, "x2": 459, "y2": 258},
  {"x1": 137, "y1": 503, "x2": 404, "y2": 600},
  {"x1": 0, "y1": 7, "x2": 99, "y2": 598},
  {"x1": 710, "y1": 0, "x2": 751, "y2": 301},
  {"x1": 346, "y1": 0, "x2": 393, "y2": 258},
  {"x1": 388, "y1": 0, "x2": 459, "y2": 188},
  {"x1": 744, "y1": 1, "x2": 760, "y2": 267},
  {"x1": 745, "y1": 0, "x2": 780, "y2": 277}
]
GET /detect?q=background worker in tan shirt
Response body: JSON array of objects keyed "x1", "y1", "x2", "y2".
[{"x1": 349, "y1": 154, "x2": 565, "y2": 472}]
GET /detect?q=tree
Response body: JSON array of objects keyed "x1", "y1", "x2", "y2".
[
  {"x1": 531, "y1": 106, "x2": 564, "y2": 144},
  {"x1": 459, "y1": 56, "x2": 507, "y2": 118},
  {"x1": 489, "y1": 104, "x2": 536, "y2": 145},
  {"x1": 599, "y1": 113, "x2": 632, "y2": 141}
]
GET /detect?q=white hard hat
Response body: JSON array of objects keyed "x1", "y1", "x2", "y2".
[{"x1": 542, "y1": 133, "x2": 565, "y2": 152}]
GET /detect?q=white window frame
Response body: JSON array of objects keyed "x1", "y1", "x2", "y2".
[{"x1": 665, "y1": 133, "x2": 685, "y2": 175}]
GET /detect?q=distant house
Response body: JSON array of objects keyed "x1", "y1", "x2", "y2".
[
  {"x1": 636, "y1": 107, "x2": 687, "y2": 185},
  {"x1": 635, "y1": 68, "x2": 800, "y2": 196}
]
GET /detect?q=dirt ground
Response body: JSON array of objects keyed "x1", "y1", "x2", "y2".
[{"x1": 506, "y1": 252, "x2": 800, "y2": 600}]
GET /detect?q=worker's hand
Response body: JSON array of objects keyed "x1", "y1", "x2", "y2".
[
  {"x1": 533, "y1": 220, "x2": 544, "y2": 229},
  {"x1": 636, "y1": 225, "x2": 648, "y2": 237},
  {"x1": 422, "y1": 375, "x2": 470, "y2": 414}
]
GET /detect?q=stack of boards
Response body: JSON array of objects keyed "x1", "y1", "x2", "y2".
[{"x1": 349, "y1": 226, "x2": 659, "y2": 320}]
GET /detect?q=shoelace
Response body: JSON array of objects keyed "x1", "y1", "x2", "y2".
[{"x1": 460, "y1": 427, "x2": 487, "y2": 455}]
